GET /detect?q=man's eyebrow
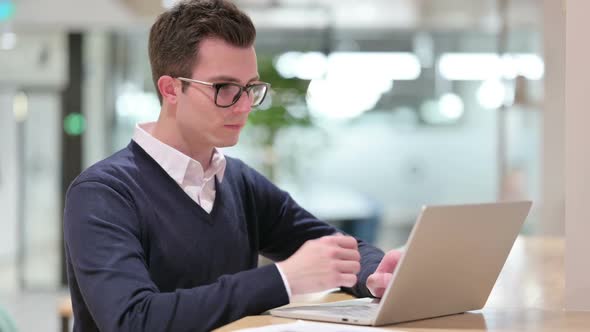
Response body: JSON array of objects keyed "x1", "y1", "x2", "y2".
[{"x1": 208, "y1": 75, "x2": 260, "y2": 83}]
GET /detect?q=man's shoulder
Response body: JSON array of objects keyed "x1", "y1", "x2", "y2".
[
  {"x1": 72, "y1": 143, "x2": 142, "y2": 189},
  {"x1": 223, "y1": 155, "x2": 275, "y2": 190},
  {"x1": 224, "y1": 154, "x2": 246, "y2": 171},
  {"x1": 223, "y1": 155, "x2": 261, "y2": 181}
]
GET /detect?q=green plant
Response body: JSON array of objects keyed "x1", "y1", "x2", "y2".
[{"x1": 247, "y1": 56, "x2": 314, "y2": 179}]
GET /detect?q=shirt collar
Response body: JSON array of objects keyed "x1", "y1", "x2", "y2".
[{"x1": 132, "y1": 122, "x2": 226, "y2": 186}]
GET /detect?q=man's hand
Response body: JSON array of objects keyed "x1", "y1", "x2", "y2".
[
  {"x1": 277, "y1": 234, "x2": 361, "y2": 295},
  {"x1": 366, "y1": 249, "x2": 403, "y2": 298}
]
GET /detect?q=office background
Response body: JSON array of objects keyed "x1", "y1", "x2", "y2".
[{"x1": 0, "y1": 0, "x2": 564, "y2": 331}]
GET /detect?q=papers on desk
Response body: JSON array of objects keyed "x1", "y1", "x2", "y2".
[{"x1": 235, "y1": 320, "x2": 398, "y2": 332}]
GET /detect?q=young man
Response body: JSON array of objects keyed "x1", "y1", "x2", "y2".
[{"x1": 63, "y1": 1, "x2": 402, "y2": 331}]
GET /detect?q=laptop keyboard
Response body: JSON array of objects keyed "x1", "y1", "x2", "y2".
[{"x1": 279, "y1": 303, "x2": 379, "y2": 318}]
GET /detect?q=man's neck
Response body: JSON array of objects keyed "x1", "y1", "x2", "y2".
[{"x1": 151, "y1": 111, "x2": 214, "y2": 170}]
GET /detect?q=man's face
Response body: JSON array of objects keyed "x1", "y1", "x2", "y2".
[{"x1": 174, "y1": 38, "x2": 258, "y2": 152}]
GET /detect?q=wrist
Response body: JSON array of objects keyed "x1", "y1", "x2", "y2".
[{"x1": 274, "y1": 263, "x2": 292, "y2": 301}]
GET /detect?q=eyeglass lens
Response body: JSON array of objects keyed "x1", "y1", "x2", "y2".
[{"x1": 216, "y1": 84, "x2": 267, "y2": 107}]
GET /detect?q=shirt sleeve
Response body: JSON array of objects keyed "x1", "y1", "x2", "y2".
[
  {"x1": 64, "y1": 180, "x2": 289, "y2": 332},
  {"x1": 242, "y1": 164, "x2": 385, "y2": 298},
  {"x1": 274, "y1": 263, "x2": 292, "y2": 301}
]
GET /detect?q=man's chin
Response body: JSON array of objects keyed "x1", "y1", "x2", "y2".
[{"x1": 216, "y1": 138, "x2": 240, "y2": 148}]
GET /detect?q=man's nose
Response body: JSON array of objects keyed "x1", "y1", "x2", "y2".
[{"x1": 232, "y1": 90, "x2": 252, "y2": 113}]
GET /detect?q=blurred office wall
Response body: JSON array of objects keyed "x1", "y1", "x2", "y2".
[{"x1": 0, "y1": 0, "x2": 546, "y2": 289}]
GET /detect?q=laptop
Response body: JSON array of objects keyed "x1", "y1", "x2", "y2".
[{"x1": 270, "y1": 201, "x2": 532, "y2": 326}]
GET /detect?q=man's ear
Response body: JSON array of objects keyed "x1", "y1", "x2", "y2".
[{"x1": 157, "y1": 76, "x2": 179, "y2": 104}]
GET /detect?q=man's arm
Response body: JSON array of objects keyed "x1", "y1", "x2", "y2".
[
  {"x1": 64, "y1": 181, "x2": 288, "y2": 332},
  {"x1": 242, "y1": 164, "x2": 385, "y2": 298}
]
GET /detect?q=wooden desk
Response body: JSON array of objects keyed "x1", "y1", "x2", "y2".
[{"x1": 216, "y1": 236, "x2": 590, "y2": 331}]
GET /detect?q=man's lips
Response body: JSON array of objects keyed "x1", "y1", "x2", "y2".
[{"x1": 224, "y1": 123, "x2": 245, "y2": 130}]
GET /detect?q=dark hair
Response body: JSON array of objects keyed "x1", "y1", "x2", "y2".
[{"x1": 148, "y1": 0, "x2": 256, "y2": 103}]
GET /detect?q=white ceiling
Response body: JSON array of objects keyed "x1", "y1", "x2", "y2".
[{"x1": 10, "y1": 0, "x2": 541, "y2": 31}]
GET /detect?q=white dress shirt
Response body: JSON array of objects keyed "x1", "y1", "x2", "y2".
[
  {"x1": 132, "y1": 122, "x2": 292, "y2": 300},
  {"x1": 133, "y1": 122, "x2": 226, "y2": 213}
]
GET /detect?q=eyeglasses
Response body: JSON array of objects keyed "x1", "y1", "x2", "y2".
[{"x1": 176, "y1": 77, "x2": 270, "y2": 108}]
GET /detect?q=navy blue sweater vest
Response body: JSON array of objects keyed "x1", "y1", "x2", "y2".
[{"x1": 64, "y1": 141, "x2": 384, "y2": 332}]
